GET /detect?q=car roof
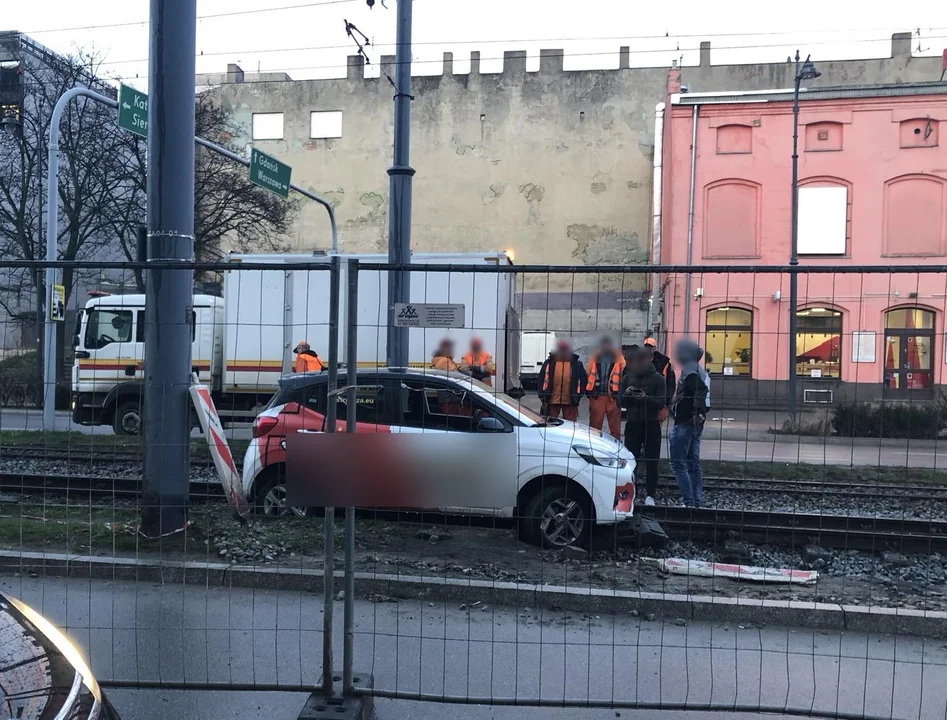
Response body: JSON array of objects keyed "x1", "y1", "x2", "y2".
[{"x1": 277, "y1": 366, "x2": 458, "y2": 391}]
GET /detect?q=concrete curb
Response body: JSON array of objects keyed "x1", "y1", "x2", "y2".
[{"x1": 1, "y1": 550, "x2": 943, "y2": 639}]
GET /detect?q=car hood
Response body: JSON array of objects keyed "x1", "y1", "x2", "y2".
[{"x1": 539, "y1": 421, "x2": 627, "y2": 455}]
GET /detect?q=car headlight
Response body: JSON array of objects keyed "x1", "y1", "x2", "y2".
[{"x1": 573, "y1": 444, "x2": 627, "y2": 469}]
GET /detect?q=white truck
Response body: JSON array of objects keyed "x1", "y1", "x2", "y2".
[{"x1": 71, "y1": 251, "x2": 520, "y2": 434}]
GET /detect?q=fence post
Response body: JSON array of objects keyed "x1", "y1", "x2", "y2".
[
  {"x1": 323, "y1": 256, "x2": 341, "y2": 695},
  {"x1": 343, "y1": 259, "x2": 359, "y2": 694}
]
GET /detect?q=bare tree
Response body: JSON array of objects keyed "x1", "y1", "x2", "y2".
[
  {"x1": 106, "y1": 93, "x2": 295, "y2": 288},
  {"x1": 0, "y1": 45, "x2": 127, "y2": 391}
]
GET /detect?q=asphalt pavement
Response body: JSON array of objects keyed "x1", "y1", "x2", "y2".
[{"x1": 2, "y1": 573, "x2": 945, "y2": 720}]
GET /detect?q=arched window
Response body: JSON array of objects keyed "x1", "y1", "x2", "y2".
[
  {"x1": 796, "y1": 308, "x2": 842, "y2": 378},
  {"x1": 705, "y1": 307, "x2": 752, "y2": 376},
  {"x1": 884, "y1": 308, "x2": 935, "y2": 391}
]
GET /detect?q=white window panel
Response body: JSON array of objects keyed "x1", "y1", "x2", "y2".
[
  {"x1": 798, "y1": 186, "x2": 847, "y2": 255},
  {"x1": 252, "y1": 112, "x2": 283, "y2": 140},
  {"x1": 310, "y1": 111, "x2": 342, "y2": 139}
]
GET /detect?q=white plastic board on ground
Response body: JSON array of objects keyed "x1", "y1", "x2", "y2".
[
  {"x1": 189, "y1": 376, "x2": 250, "y2": 518},
  {"x1": 650, "y1": 558, "x2": 819, "y2": 585}
]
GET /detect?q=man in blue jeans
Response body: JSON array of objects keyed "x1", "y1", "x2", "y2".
[{"x1": 669, "y1": 339, "x2": 711, "y2": 507}]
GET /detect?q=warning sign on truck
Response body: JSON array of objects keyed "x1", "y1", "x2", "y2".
[{"x1": 393, "y1": 303, "x2": 465, "y2": 328}]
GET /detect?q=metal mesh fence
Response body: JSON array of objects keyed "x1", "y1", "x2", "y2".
[{"x1": 1, "y1": 257, "x2": 947, "y2": 719}]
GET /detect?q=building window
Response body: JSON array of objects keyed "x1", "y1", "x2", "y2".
[
  {"x1": 310, "y1": 111, "x2": 342, "y2": 139},
  {"x1": 798, "y1": 185, "x2": 848, "y2": 255},
  {"x1": 252, "y1": 112, "x2": 283, "y2": 140},
  {"x1": 705, "y1": 307, "x2": 752, "y2": 376},
  {"x1": 899, "y1": 118, "x2": 938, "y2": 148},
  {"x1": 882, "y1": 175, "x2": 947, "y2": 256},
  {"x1": 702, "y1": 180, "x2": 760, "y2": 258},
  {"x1": 805, "y1": 122, "x2": 843, "y2": 152},
  {"x1": 796, "y1": 308, "x2": 842, "y2": 378},
  {"x1": 884, "y1": 308, "x2": 935, "y2": 391},
  {"x1": 715, "y1": 124, "x2": 752, "y2": 154}
]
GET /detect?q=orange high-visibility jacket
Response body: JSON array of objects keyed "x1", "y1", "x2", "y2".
[
  {"x1": 462, "y1": 351, "x2": 495, "y2": 385},
  {"x1": 585, "y1": 352, "x2": 625, "y2": 396},
  {"x1": 294, "y1": 352, "x2": 323, "y2": 373}
]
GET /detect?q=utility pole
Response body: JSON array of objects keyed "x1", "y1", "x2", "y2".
[
  {"x1": 385, "y1": 0, "x2": 414, "y2": 368},
  {"x1": 141, "y1": 0, "x2": 197, "y2": 537}
]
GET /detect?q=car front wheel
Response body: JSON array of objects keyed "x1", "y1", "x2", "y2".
[{"x1": 523, "y1": 484, "x2": 591, "y2": 549}]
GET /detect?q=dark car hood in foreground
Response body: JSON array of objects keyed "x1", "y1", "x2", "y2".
[{"x1": 0, "y1": 592, "x2": 120, "y2": 719}]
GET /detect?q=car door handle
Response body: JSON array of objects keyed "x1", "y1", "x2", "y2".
[{"x1": 75, "y1": 351, "x2": 90, "y2": 359}]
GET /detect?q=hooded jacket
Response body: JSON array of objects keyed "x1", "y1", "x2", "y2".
[
  {"x1": 538, "y1": 352, "x2": 587, "y2": 407},
  {"x1": 650, "y1": 349, "x2": 677, "y2": 409},
  {"x1": 670, "y1": 340, "x2": 710, "y2": 424},
  {"x1": 619, "y1": 363, "x2": 666, "y2": 423}
]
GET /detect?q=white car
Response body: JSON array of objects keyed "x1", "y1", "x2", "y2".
[{"x1": 242, "y1": 368, "x2": 637, "y2": 548}]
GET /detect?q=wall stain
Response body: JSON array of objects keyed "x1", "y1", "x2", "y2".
[
  {"x1": 626, "y1": 180, "x2": 641, "y2": 189},
  {"x1": 484, "y1": 183, "x2": 505, "y2": 204},
  {"x1": 519, "y1": 183, "x2": 545, "y2": 226},
  {"x1": 313, "y1": 188, "x2": 345, "y2": 208},
  {"x1": 359, "y1": 192, "x2": 385, "y2": 211},
  {"x1": 568, "y1": 223, "x2": 647, "y2": 290},
  {"x1": 591, "y1": 182, "x2": 607, "y2": 194}
]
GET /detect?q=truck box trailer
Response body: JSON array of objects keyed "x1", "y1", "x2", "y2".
[{"x1": 71, "y1": 251, "x2": 519, "y2": 434}]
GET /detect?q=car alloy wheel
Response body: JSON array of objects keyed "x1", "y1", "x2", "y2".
[
  {"x1": 262, "y1": 484, "x2": 307, "y2": 518},
  {"x1": 540, "y1": 497, "x2": 586, "y2": 547}
]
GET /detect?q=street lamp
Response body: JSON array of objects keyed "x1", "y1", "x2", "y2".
[{"x1": 788, "y1": 51, "x2": 820, "y2": 418}]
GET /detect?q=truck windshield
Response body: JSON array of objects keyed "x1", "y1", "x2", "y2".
[{"x1": 85, "y1": 309, "x2": 133, "y2": 349}]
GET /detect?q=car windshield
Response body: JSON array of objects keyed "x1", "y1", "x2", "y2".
[{"x1": 459, "y1": 376, "x2": 545, "y2": 424}]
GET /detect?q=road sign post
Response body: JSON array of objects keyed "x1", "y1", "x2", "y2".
[
  {"x1": 249, "y1": 148, "x2": 291, "y2": 198},
  {"x1": 49, "y1": 284, "x2": 65, "y2": 322},
  {"x1": 117, "y1": 84, "x2": 149, "y2": 138}
]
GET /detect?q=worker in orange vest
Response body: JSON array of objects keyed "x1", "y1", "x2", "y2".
[
  {"x1": 293, "y1": 340, "x2": 324, "y2": 373},
  {"x1": 462, "y1": 338, "x2": 496, "y2": 386},
  {"x1": 585, "y1": 335, "x2": 625, "y2": 438},
  {"x1": 430, "y1": 338, "x2": 466, "y2": 373}
]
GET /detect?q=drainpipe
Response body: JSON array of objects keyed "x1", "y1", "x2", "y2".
[
  {"x1": 648, "y1": 102, "x2": 664, "y2": 340},
  {"x1": 683, "y1": 103, "x2": 699, "y2": 335}
]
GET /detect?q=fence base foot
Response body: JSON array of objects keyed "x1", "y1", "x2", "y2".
[{"x1": 297, "y1": 673, "x2": 374, "y2": 720}]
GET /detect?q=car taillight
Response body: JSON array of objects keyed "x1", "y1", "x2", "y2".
[{"x1": 252, "y1": 416, "x2": 279, "y2": 438}]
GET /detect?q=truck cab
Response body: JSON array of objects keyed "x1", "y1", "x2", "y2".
[{"x1": 72, "y1": 294, "x2": 223, "y2": 435}]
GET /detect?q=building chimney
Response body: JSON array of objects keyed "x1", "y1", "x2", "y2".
[
  {"x1": 667, "y1": 64, "x2": 682, "y2": 95},
  {"x1": 619, "y1": 46, "x2": 630, "y2": 70},
  {"x1": 226, "y1": 63, "x2": 244, "y2": 84},
  {"x1": 346, "y1": 54, "x2": 364, "y2": 81},
  {"x1": 443, "y1": 52, "x2": 453, "y2": 75},
  {"x1": 891, "y1": 32, "x2": 912, "y2": 59},
  {"x1": 699, "y1": 41, "x2": 711, "y2": 67}
]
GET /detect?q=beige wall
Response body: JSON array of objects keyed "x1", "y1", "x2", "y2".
[{"x1": 207, "y1": 34, "x2": 944, "y2": 349}]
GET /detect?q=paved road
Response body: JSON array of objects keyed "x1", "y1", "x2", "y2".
[{"x1": 2, "y1": 574, "x2": 944, "y2": 720}]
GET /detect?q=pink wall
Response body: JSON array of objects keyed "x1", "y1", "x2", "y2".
[{"x1": 660, "y1": 91, "x2": 947, "y2": 386}]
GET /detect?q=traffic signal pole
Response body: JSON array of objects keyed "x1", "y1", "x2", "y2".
[
  {"x1": 141, "y1": 0, "x2": 197, "y2": 537},
  {"x1": 385, "y1": 0, "x2": 414, "y2": 368}
]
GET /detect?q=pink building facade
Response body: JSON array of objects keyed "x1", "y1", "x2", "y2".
[{"x1": 656, "y1": 83, "x2": 947, "y2": 407}]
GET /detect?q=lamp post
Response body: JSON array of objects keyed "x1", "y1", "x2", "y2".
[{"x1": 788, "y1": 51, "x2": 820, "y2": 417}]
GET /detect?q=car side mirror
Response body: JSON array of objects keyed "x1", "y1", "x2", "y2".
[
  {"x1": 507, "y1": 386, "x2": 526, "y2": 400},
  {"x1": 477, "y1": 416, "x2": 507, "y2": 433}
]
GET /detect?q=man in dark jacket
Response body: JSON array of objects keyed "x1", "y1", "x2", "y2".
[
  {"x1": 537, "y1": 339, "x2": 587, "y2": 422},
  {"x1": 620, "y1": 346, "x2": 666, "y2": 506},
  {"x1": 669, "y1": 339, "x2": 711, "y2": 508},
  {"x1": 644, "y1": 336, "x2": 676, "y2": 423}
]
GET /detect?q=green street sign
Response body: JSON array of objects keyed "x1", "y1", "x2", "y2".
[
  {"x1": 117, "y1": 84, "x2": 148, "y2": 138},
  {"x1": 249, "y1": 148, "x2": 291, "y2": 198}
]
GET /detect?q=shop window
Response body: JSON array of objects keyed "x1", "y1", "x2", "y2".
[
  {"x1": 705, "y1": 307, "x2": 752, "y2": 376},
  {"x1": 884, "y1": 308, "x2": 935, "y2": 392},
  {"x1": 796, "y1": 308, "x2": 842, "y2": 378}
]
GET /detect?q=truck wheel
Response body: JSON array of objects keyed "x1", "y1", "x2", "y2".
[
  {"x1": 113, "y1": 401, "x2": 143, "y2": 436},
  {"x1": 522, "y1": 483, "x2": 591, "y2": 549}
]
